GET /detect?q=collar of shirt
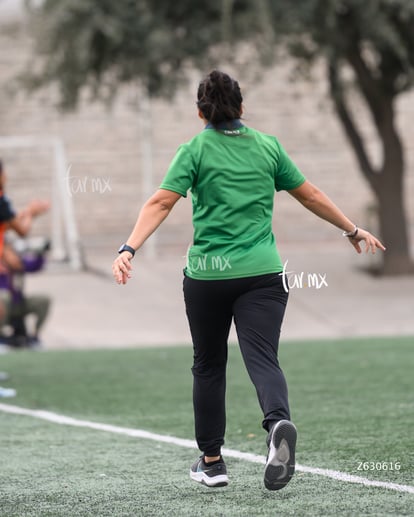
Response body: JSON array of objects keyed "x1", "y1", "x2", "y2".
[{"x1": 205, "y1": 119, "x2": 244, "y2": 130}]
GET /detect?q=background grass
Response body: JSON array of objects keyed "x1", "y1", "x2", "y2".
[{"x1": 0, "y1": 336, "x2": 413, "y2": 516}]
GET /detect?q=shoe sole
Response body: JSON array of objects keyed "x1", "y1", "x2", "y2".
[
  {"x1": 190, "y1": 470, "x2": 229, "y2": 487},
  {"x1": 264, "y1": 420, "x2": 297, "y2": 491}
]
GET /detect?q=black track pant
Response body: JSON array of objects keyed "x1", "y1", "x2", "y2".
[{"x1": 183, "y1": 272, "x2": 290, "y2": 457}]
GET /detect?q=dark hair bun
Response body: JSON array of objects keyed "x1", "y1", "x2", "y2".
[{"x1": 197, "y1": 70, "x2": 243, "y2": 125}]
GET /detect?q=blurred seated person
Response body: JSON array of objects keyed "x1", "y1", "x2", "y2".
[
  {"x1": 0, "y1": 159, "x2": 50, "y2": 347},
  {"x1": 0, "y1": 240, "x2": 51, "y2": 348},
  {"x1": 0, "y1": 158, "x2": 50, "y2": 253}
]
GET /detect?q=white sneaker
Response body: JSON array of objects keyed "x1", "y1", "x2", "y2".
[{"x1": 0, "y1": 386, "x2": 17, "y2": 398}]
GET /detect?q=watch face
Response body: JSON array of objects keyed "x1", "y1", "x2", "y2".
[{"x1": 118, "y1": 245, "x2": 125, "y2": 253}]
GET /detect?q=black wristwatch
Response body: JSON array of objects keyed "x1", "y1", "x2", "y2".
[{"x1": 118, "y1": 244, "x2": 135, "y2": 257}]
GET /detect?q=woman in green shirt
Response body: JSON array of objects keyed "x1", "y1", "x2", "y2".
[{"x1": 113, "y1": 70, "x2": 385, "y2": 491}]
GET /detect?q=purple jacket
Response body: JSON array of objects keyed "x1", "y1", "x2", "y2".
[{"x1": 0, "y1": 254, "x2": 45, "y2": 304}]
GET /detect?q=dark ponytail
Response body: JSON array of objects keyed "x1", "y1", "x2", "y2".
[{"x1": 197, "y1": 70, "x2": 243, "y2": 126}]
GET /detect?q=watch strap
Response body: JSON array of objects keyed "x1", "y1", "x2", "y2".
[
  {"x1": 342, "y1": 225, "x2": 359, "y2": 238},
  {"x1": 118, "y1": 244, "x2": 135, "y2": 257}
]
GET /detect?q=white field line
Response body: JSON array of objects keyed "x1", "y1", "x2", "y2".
[{"x1": 1, "y1": 402, "x2": 413, "y2": 495}]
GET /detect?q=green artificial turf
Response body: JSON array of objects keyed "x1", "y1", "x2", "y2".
[{"x1": 0, "y1": 336, "x2": 413, "y2": 516}]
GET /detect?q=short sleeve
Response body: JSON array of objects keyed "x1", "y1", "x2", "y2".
[
  {"x1": 159, "y1": 144, "x2": 197, "y2": 198},
  {"x1": 274, "y1": 140, "x2": 306, "y2": 192},
  {"x1": 0, "y1": 195, "x2": 16, "y2": 222}
]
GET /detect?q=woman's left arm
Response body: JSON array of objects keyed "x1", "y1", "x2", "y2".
[{"x1": 288, "y1": 180, "x2": 386, "y2": 254}]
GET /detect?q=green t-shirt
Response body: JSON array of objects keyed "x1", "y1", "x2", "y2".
[{"x1": 159, "y1": 125, "x2": 306, "y2": 280}]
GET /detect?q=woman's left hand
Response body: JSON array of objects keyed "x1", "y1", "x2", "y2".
[
  {"x1": 112, "y1": 252, "x2": 133, "y2": 285},
  {"x1": 348, "y1": 228, "x2": 386, "y2": 254}
]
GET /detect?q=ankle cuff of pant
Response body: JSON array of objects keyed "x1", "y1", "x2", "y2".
[{"x1": 203, "y1": 451, "x2": 221, "y2": 458}]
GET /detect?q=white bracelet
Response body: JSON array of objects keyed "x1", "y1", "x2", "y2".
[{"x1": 342, "y1": 225, "x2": 359, "y2": 238}]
